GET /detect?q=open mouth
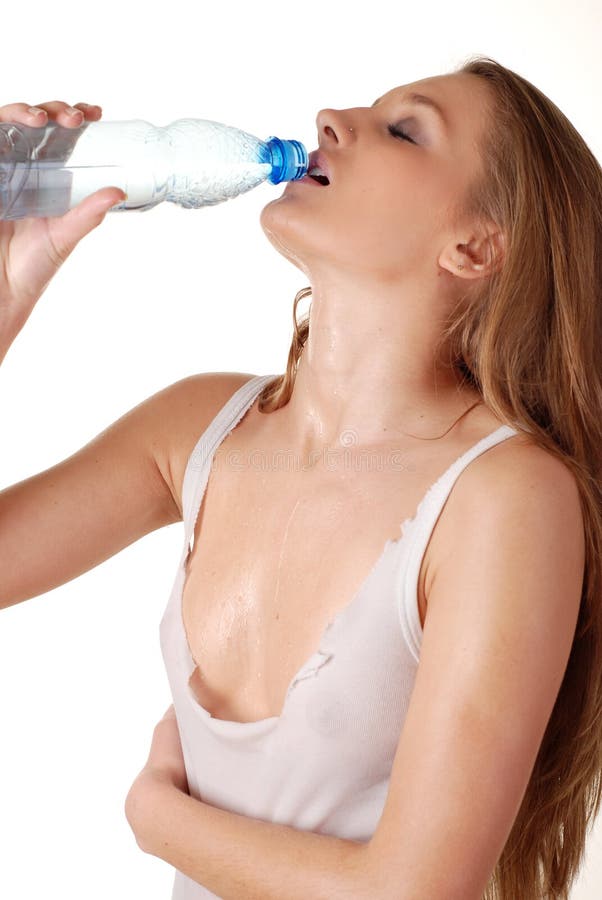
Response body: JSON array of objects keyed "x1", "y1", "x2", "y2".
[
  {"x1": 308, "y1": 170, "x2": 330, "y2": 186},
  {"x1": 306, "y1": 153, "x2": 331, "y2": 186}
]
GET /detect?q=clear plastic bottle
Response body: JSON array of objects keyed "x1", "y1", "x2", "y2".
[{"x1": 0, "y1": 117, "x2": 309, "y2": 220}]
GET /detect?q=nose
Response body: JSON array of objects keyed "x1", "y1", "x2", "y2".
[{"x1": 316, "y1": 108, "x2": 357, "y2": 146}]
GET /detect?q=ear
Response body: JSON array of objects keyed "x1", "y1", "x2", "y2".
[{"x1": 439, "y1": 227, "x2": 506, "y2": 279}]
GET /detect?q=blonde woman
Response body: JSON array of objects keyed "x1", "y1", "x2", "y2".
[{"x1": 1, "y1": 56, "x2": 601, "y2": 899}]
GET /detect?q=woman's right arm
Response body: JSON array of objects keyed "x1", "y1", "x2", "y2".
[
  {"x1": 0, "y1": 379, "x2": 183, "y2": 609},
  {"x1": 0, "y1": 98, "x2": 255, "y2": 608},
  {"x1": 0, "y1": 369, "x2": 256, "y2": 610}
]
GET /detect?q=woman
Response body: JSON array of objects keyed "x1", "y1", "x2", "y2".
[{"x1": 1, "y1": 56, "x2": 600, "y2": 899}]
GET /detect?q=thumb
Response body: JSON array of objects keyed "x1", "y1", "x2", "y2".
[
  {"x1": 70, "y1": 185, "x2": 127, "y2": 231},
  {"x1": 48, "y1": 186, "x2": 126, "y2": 259}
]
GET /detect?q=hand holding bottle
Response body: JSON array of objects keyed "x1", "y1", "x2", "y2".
[{"x1": 0, "y1": 100, "x2": 125, "y2": 364}]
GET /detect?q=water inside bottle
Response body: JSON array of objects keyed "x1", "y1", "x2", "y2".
[
  {"x1": 0, "y1": 118, "x2": 281, "y2": 219},
  {"x1": 0, "y1": 122, "x2": 120, "y2": 219}
]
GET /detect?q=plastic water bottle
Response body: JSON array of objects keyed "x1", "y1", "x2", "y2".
[{"x1": 0, "y1": 117, "x2": 309, "y2": 220}]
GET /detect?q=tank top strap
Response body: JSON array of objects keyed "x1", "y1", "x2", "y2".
[
  {"x1": 398, "y1": 423, "x2": 521, "y2": 662},
  {"x1": 424, "y1": 424, "x2": 521, "y2": 514},
  {"x1": 181, "y1": 373, "x2": 278, "y2": 556}
]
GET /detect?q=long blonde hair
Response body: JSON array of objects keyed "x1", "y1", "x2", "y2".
[{"x1": 257, "y1": 56, "x2": 602, "y2": 898}]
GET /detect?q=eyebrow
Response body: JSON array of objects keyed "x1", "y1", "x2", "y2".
[{"x1": 371, "y1": 91, "x2": 448, "y2": 131}]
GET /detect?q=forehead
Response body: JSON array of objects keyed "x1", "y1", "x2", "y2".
[{"x1": 378, "y1": 72, "x2": 485, "y2": 106}]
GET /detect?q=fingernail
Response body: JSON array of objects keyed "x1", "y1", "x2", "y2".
[
  {"x1": 66, "y1": 106, "x2": 82, "y2": 117},
  {"x1": 28, "y1": 107, "x2": 45, "y2": 117}
]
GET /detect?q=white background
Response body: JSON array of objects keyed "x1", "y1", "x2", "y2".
[{"x1": 1, "y1": 1, "x2": 600, "y2": 897}]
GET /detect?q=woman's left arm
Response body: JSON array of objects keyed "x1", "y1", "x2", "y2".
[
  {"x1": 125, "y1": 446, "x2": 585, "y2": 900},
  {"x1": 363, "y1": 446, "x2": 585, "y2": 900},
  {"x1": 125, "y1": 709, "x2": 367, "y2": 899}
]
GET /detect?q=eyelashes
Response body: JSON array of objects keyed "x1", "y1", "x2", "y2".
[{"x1": 387, "y1": 124, "x2": 417, "y2": 145}]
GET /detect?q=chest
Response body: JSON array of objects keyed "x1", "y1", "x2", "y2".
[{"x1": 180, "y1": 437, "x2": 462, "y2": 724}]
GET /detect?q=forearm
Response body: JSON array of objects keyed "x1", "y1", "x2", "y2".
[{"x1": 133, "y1": 775, "x2": 370, "y2": 900}]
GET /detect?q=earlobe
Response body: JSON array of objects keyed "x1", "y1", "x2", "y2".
[
  {"x1": 438, "y1": 248, "x2": 483, "y2": 278},
  {"x1": 440, "y1": 223, "x2": 506, "y2": 277}
]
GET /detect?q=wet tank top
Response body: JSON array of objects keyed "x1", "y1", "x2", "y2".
[{"x1": 159, "y1": 373, "x2": 520, "y2": 899}]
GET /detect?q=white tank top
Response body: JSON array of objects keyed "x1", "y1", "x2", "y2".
[{"x1": 159, "y1": 374, "x2": 520, "y2": 899}]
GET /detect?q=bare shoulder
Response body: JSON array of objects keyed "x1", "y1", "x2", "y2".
[
  {"x1": 466, "y1": 431, "x2": 584, "y2": 547},
  {"x1": 428, "y1": 430, "x2": 584, "y2": 593},
  {"x1": 466, "y1": 430, "x2": 582, "y2": 503},
  {"x1": 149, "y1": 371, "x2": 260, "y2": 521}
]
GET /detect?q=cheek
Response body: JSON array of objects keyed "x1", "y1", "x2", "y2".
[
  {"x1": 359, "y1": 174, "x2": 452, "y2": 256},
  {"x1": 339, "y1": 182, "x2": 428, "y2": 266}
]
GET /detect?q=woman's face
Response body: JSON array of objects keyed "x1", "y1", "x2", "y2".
[{"x1": 260, "y1": 72, "x2": 493, "y2": 284}]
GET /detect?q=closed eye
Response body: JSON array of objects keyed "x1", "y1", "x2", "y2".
[{"x1": 388, "y1": 124, "x2": 417, "y2": 145}]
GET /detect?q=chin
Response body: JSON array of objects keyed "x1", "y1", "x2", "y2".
[{"x1": 259, "y1": 204, "x2": 310, "y2": 274}]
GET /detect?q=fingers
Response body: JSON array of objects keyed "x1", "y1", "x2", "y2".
[{"x1": 0, "y1": 101, "x2": 103, "y2": 128}]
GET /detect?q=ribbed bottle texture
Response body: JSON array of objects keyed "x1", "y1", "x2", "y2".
[{"x1": 0, "y1": 117, "x2": 309, "y2": 220}]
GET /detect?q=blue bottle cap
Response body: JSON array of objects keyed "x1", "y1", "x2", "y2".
[{"x1": 265, "y1": 137, "x2": 308, "y2": 184}]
